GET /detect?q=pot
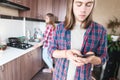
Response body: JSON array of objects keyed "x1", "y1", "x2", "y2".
[
  {"x1": 17, "y1": 36, "x2": 26, "y2": 43},
  {"x1": 8, "y1": 37, "x2": 20, "y2": 43},
  {"x1": 0, "y1": 45, "x2": 7, "y2": 51}
]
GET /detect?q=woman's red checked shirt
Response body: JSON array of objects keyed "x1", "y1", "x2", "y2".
[{"x1": 43, "y1": 24, "x2": 54, "y2": 48}]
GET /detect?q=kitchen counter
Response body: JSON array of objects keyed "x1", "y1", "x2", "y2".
[{"x1": 0, "y1": 42, "x2": 43, "y2": 66}]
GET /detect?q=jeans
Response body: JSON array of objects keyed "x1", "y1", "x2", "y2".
[{"x1": 42, "y1": 47, "x2": 53, "y2": 68}]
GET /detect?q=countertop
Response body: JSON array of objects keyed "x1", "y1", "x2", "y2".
[{"x1": 0, "y1": 42, "x2": 43, "y2": 66}]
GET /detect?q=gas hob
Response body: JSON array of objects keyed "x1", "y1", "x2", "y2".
[{"x1": 7, "y1": 43, "x2": 33, "y2": 49}]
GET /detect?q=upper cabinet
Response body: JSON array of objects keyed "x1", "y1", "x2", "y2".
[
  {"x1": 1, "y1": 0, "x2": 67, "y2": 21},
  {"x1": 0, "y1": 0, "x2": 30, "y2": 10},
  {"x1": 19, "y1": 0, "x2": 38, "y2": 18},
  {"x1": 52, "y1": 0, "x2": 67, "y2": 21},
  {"x1": 37, "y1": 0, "x2": 67, "y2": 21},
  {"x1": 37, "y1": 0, "x2": 53, "y2": 19},
  {"x1": 8, "y1": 0, "x2": 23, "y2": 4},
  {"x1": 7, "y1": 0, "x2": 27, "y2": 7}
]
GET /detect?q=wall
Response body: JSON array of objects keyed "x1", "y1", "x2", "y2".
[
  {"x1": 0, "y1": 6, "x2": 19, "y2": 16},
  {"x1": 93, "y1": 0, "x2": 120, "y2": 34},
  {"x1": 0, "y1": 18, "x2": 24, "y2": 43},
  {"x1": 93, "y1": 0, "x2": 120, "y2": 79},
  {"x1": 25, "y1": 21, "x2": 46, "y2": 37},
  {"x1": 0, "y1": 18, "x2": 46, "y2": 43}
]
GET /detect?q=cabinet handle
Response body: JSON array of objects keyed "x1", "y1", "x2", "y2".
[
  {"x1": 27, "y1": 52, "x2": 32, "y2": 57},
  {"x1": 0, "y1": 65, "x2": 4, "y2": 71}
]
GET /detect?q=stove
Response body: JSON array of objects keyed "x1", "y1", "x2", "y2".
[{"x1": 7, "y1": 43, "x2": 33, "y2": 49}]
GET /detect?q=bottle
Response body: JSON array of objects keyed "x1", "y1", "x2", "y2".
[
  {"x1": 34, "y1": 28, "x2": 43, "y2": 42},
  {"x1": 26, "y1": 30, "x2": 30, "y2": 43},
  {"x1": 37, "y1": 28, "x2": 43, "y2": 40},
  {"x1": 34, "y1": 28, "x2": 37, "y2": 39}
]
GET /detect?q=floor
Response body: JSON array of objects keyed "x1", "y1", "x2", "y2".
[
  {"x1": 31, "y1": 70, "x2": 52, "y2": 80},
  {"x1": 31, "y1": 66, "x2": 120, "y2": 80}
]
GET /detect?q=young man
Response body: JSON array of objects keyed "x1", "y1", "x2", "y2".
[{"x1": 48, "y1": 0, "x2": 108, "y2": 80}]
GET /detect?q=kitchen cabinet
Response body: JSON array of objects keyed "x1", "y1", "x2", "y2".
[
  {"x1": 8, "y1": 0, "x2": 28, "y2": 7},
  {"x1": 0, "y1": 58, "x2": 21, "y2": 80},
  {"x1": 7, "y1": 0, "x2": 16, "y2": 3},
  {"x1": 19, "y1": 0, "x2": 38, "y2": 18},
  {"x1": 31, "y1": 48, "x2": 44, "y2": 76},
  {"x1": 9, "y1": 0, "x2": 23, "y2": 5},
  {"x1": 19, "y1": 0, "x2": 67, "y2": 20},
  {"x1": 37, "y1": 0, "x2": 67, "y2": 21},
  {"x1": 20, "y1": 52, "x2": 33, "y2": 80},
  {"x1": 52, "y1": 0, "x2": 67, "y2": 21},
  {"x1": 37, "y1": 0, "x2": 53, "y2": 19},
  {"x1": 0, "y1": 47, "x2": 44, "y2": 80},
  {"x1": 0, "y1": 0, "x2": 67, "y2": 20},
  {"x1": 0, "y1": 0, "x2": 30, "y2": 10}
]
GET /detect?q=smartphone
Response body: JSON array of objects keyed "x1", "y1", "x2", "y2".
[{"x1": 77, "y1": 54, "x2": 94, "y2": 58}]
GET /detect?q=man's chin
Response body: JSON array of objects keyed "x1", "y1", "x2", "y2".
[
  {"x1": 78, "y1": 19, "x2": 85, "y2": 22},
  {"x1": 76, "y1": 17, "x2": 86, "y2": 22}
]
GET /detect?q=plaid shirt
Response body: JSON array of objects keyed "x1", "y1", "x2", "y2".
[
  {"x1": 48, "y1": 22, "x2": 108, "y2": 80},
  {"x1": 43, "y1": 24, "x2": 54, "y2": 48}
]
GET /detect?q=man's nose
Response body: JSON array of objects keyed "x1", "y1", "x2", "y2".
[{"x1": 80, "y1": 4, "x2": 86, "y2": 12}]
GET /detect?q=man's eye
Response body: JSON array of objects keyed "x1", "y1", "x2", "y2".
[
  {"x1": 76, "y1": 3, "x2": 82, "y2": 7},
  {"x1": 86, "y1": 2, "x2": 93, "y2": 7}
]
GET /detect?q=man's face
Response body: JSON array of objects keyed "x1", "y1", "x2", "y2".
[{"x1": 73, "y1": 0, "x2": 94, "y2": 23}]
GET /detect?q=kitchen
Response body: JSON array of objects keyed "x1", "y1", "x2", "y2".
[{"x1": 0, "y1": 0, "x2": 120, "y2": 80}]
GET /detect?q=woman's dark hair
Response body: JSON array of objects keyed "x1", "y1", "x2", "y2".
[
  {"x1": 64, "y1": 0, "x2": 95, "y2": 30},
  {"x1": 46, "y1": 13, "x2": 56, "y2": 30}
]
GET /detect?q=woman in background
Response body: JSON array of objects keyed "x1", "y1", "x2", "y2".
[
  {"x1": 48, "y1": 0, "x2": 108, "y2": 80},
  {"x1": 42, "y1": 13, "x2": 55, "y2": 73}
]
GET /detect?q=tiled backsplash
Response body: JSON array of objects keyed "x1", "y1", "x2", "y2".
[
  {"x1": 25, "y1": 21, "x2": 46, "y2": 37},
  {"x1": 0, "y1": 18, "x2": 24, "y2": 43},
  {"x1": 0, "y1": 18, "x2": 46, "y2": 43}
]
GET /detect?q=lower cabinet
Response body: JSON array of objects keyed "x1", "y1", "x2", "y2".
[
  {"x1": 0, "y1": 58, "x2": 21, "y2": 80},
  {"x1": 0, "y1": 47, "x2": 44, "y2": 80}
]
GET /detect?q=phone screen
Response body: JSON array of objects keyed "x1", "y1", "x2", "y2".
[{"x1": 77, "y1": 54, "x2": 94, "y2": 58}]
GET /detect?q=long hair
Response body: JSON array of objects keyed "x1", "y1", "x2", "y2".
[
  {"x1": 64, "y1": 0, "x2": 95, "y2": 30},
  {"x1": 46, "y1": 13, "x2": 56, "y2": 30}
]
